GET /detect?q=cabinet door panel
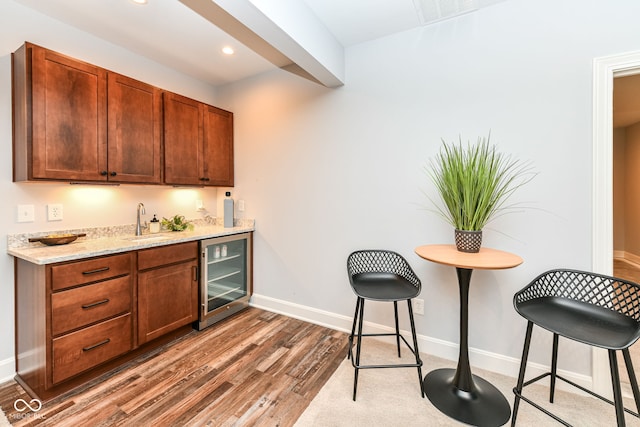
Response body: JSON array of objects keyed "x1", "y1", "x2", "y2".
[
  {"x1": 203, "y1": 105, "x2": 234, "y2": 186},
  {"x1": 138, "y1": 260, "x2": 198, "y2": 344},
  {"x1": 108, "y1": 73, "x2": 162, "y2": 183},
  {"x1": 31, "y1": 44, "x2": 107, "y2": 181},
  {"x1": 163, "y1": 92, "x2": 203, "y2": 185}
]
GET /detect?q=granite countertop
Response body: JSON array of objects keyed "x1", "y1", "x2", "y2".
[{"x1": 8, "y1": 219, "x2": 255, "y2": 265}]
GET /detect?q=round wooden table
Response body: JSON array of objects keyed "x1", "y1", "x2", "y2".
[{"x1": 415, "y1": 244, "x2": 523, "y2": 427}]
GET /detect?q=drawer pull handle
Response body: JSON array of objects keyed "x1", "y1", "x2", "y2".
[
  {"x1": 82, "y1": 267, "x2": 110, "y2": 275},
  {"x1": 83, "y1": 338, "x2": 110, "y2": 352},
  {"x1": 81, "y1": 299, "x2": 110, "y2": 309}
]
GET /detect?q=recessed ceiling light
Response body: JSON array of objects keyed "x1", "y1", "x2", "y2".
[
  {"x1": 130, "y1": 0, "x2": 148, "y2": 5},
  {"x1": 222, "y1": 46, "x2": 235, "y2": 55}
]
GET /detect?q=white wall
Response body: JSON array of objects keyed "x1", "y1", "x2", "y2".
[
  {"x1": 0, "y1": 1, "x2": 226, "y2": 381},
  {"x1": 4, "y1": 0, "x2": 640, "y2": 389},
  {"x1": 219, "y1": 0, "x2": 640, "y2": 380},
  {"x1": 624, "y1": 122, "x2": 640, "y2": 257},
  {"x1": 613, "y1": 127, "x2": 626, "y2": 253}
]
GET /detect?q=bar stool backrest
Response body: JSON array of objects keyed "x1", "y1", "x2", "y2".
[
  {"x1": 347, "y1": 250, "x2": 421, "y2": 290},
  {"x1": 515, "y1": 268, "x2": 640, "y2": 322}
]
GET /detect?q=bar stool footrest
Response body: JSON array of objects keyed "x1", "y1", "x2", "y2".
[
  {"x1": 514, "y1": 372, "x2": 640, "y2": 426},
  {"x1": 349, "y1": 332, "x2": 423, "y2": 369}
]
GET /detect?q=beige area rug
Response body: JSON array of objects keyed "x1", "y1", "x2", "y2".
[
  {"x1": 295, "y1": 339, "x2": 640, "y2": 426},
  {"x1": 0, "y1": 407, "x2": 9, "y2": 427}
]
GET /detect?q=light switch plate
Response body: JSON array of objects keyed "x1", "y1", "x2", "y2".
[{"x1": 17, "y1": 205, "x2": 35, "y2": 223}]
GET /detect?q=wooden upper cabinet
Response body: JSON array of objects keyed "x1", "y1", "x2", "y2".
[
  {"x1": 12, "y1": 42, "x2": 232, "y2": 186},
  {"x1": 203, "y1": 105, "x2": 234, "y2": 186},
  {"x1": 163, "y1": 92, "x2": 204, "y2": 186},
  {"x1": 107, "y1": 73, "x2": 162, "y2": 183},
  {"x1": 13, "y1": 42, "x2": 108, "y2": 181},
  {"x1": 164, "y1": 91, "x2": 234, "y2": 186}
]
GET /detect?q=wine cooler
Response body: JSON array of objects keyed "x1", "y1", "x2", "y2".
[{"x1": 198, "y1": 232, "x2": 252, "y2": 330}]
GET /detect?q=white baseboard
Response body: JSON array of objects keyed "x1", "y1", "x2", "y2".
[
  {"x1": 250, "y1": 293, "x2": 593, "y2": 392},
  {"x1": 616, "y1": 251, "x2": 640, "y2": 266}
]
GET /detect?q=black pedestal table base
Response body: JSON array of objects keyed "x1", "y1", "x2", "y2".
[
  {"x1": 424, "y1": 368, "x2": 511, "y2": 427},
  {"x1": 414, "y1": 247, "x2": 523, "y2": 427},
  {"x1": 424, "y1": 267, "x2": 511, "y2": 426}
]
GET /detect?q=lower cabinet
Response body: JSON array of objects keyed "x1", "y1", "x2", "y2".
[
  {"x1": 14, "y1": 241, "x2": 200, "y2": 400},
  {"x1": 137, "y1": 242, "x2": 199, "y2": 344}
]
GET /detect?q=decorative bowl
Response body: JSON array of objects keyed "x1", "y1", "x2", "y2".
[{"x1": 28, "y1": 233, "x2": 86, "y2": 246}]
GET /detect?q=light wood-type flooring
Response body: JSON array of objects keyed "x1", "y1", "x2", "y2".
[{"x1": 0, "y1": 308, "x2": 349, "y2": 426}]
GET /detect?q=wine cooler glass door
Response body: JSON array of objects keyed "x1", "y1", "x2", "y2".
[{"x1": 204, "y1": 237, "x2": 247, "y2": 314}]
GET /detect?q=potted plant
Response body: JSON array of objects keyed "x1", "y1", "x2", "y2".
[
  {"x1": 161, "y1": 214, "x2": 194, "y2": 232},
  {"x1": 426, "y1": 135, "x2": 535, "y2": 252}
]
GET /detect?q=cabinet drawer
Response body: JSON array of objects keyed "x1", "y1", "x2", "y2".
[
  {"x1": 51, "y1": 253, "x2": 132, "y2": 291},
  {"x1": 52, "y1": 313, "x2": 132, "y2": 384},
  {"x1": 51, "y1": 276, "x2": 132, "y2": 336},
  {"x1": 138, "y1": 241, "x2": 198, "y2": 270}
]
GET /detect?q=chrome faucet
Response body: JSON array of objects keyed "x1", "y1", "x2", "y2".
[{"x1": 136, "y1": 203, "x2": 146, "y2": 236}]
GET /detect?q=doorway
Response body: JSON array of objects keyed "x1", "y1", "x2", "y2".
[
  {"x1": 593, "y1": 50, "x2": 640, "y2": 397},
  {"x1": 612, "y1": 72, "x2": 640, "y2": 396}
]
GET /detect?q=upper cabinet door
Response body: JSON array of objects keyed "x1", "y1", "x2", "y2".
[
  {"x1": 163, "y1": 92, "x2": 204, "y2": 186},
  {"x1": 203, "y1": 105, "x2": 234, "y2": 187},
  {"x1": 163, "y1": 92, "x2": 234, "y2": 187},
  {"x1": 107, "y1": 73, "x2": 162, "y2": 184},
  {"x1": 28, "y1": 43, "x2": 108, "y2": 181}
]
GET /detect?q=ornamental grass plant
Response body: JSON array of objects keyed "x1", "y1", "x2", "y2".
[{"x1": 427, "y1": 135, "x2": 535, "y2": 232}]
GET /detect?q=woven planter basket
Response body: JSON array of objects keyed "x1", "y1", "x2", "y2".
[{"x1": 454, "y1": 229, "x2": 482, "y2": 253}]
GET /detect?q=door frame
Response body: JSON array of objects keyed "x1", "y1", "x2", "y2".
[{"x1": 592, "y1": 50, "x2": 640, "y2": 395}]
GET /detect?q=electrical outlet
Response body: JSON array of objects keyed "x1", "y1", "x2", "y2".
[
  {"x1": 413, "y1": 298, "x2": 425, "y2": 316},
  {"x1": 47, "y1": 204, "x2": 63, "y2": 221},
  {"x1": 195, "y1": 199, "x2": 204, "y2": 211},
  {"x1": 17, "y1": 205, "x2": 35, "y2": 223},
  {"x1": 238, "y1": 200, "x2": 245, "y2": 212}
]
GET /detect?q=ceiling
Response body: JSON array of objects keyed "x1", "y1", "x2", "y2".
[
  {"x1": 13, "y1": 0, "x2": 640, "y2": 124},
  {"x1": 13, "y1": 0, "x2": 509, "y2": 87}
]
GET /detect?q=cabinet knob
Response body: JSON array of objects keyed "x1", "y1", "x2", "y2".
[
  {"x1": 110, "y1": 171, "x2": 117, "y2": 177},
  {"x1": 199, "y1": 177, "x2": 210, "y2": 182},
  {"x1": 100, "y1": 171, "x2": 108, "y2": 176}
]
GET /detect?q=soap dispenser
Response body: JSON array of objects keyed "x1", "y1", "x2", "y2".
[
  {"x1": 149, "y1": 214, "x2": 160, "y2": 233},
  {"x1": 224, "y1": 192, "x2": 234, "y2": 228}
]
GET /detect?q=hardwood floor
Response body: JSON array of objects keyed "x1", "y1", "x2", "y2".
[
  {"x1": 0, "y1": 308, "x2": 349, "y2": 426},
  {"x1": 614, "y1": 258, "x2": 640, "y2": 284}
]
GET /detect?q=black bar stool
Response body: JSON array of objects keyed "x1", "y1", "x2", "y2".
[
  {"x1": 512, "y1": 269, "x2": 640, "y2": 426},
  {"x1": 346, "y1": 250, "x2": 424, "y2": 401}
]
